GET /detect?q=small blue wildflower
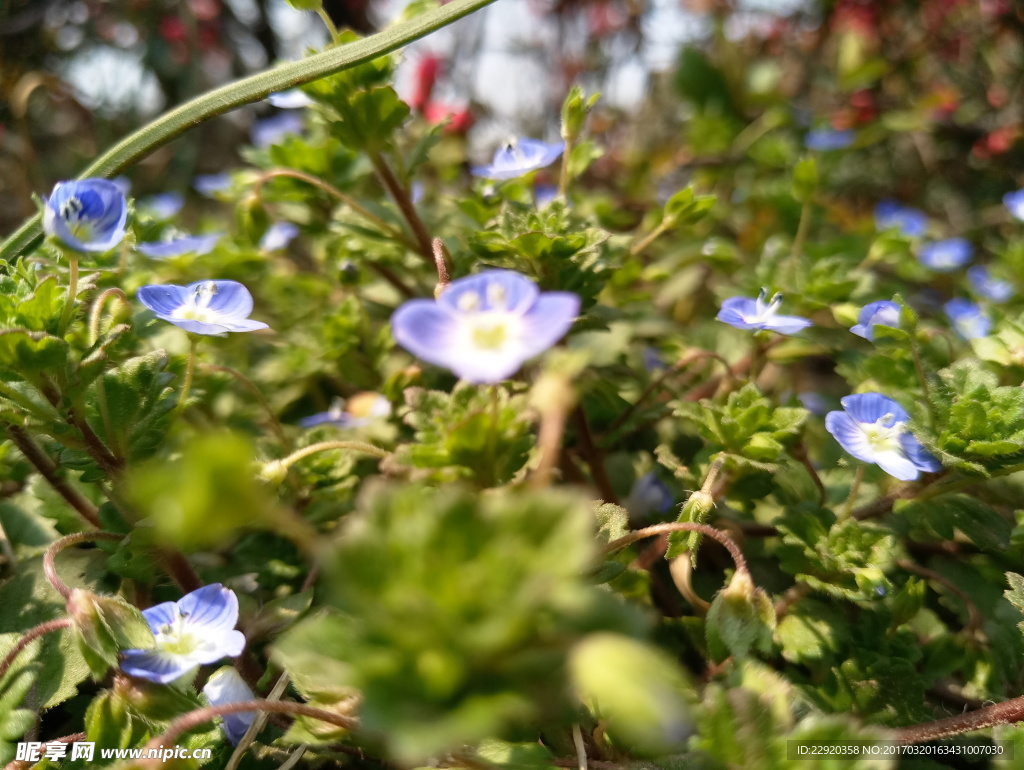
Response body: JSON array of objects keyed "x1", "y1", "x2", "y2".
[
  {"x1": 1004, "y1": 189, "x2": 1024, "y2": 221},
  {"x1": 138, "y1": 280, "x2": 270, "y2": 336},
  {"x1": 967, "y1": 265, "x2": 1015, "y2": 303},
  {"x1": 411, "y1": 181, "x2": 425, "y2": 205},
  {"x1": 194, "y1": 173, "x2": 232, "y2": 197},
  {"x1": 717, "y1": 290, "x2": 812, "y2": 335},
  {"x1": 250, "y1": 112, "x2": 304, "y2": 148},
  {"x1": 624, "y1": 472, "x2": 673, "y2": 518},
  {"x1": 137, "y1": 232, "x2": 222, "y2": 259},
  {"x1": 471, "y1": 138, "x2": 565, "y2": 180},
  {"x1": 267, "y1": 89, "x2": 313, "y2": 109},
  {"x1": 299, "y1": 392, "x2": 390, "y2": 429},
  {"x1": 43, "y1": 179, "x2": 128, "y2": 252},
  {"x1": 259, "y1": 222, "x2": 299, "y2": 251},
  {"x1": 120, "y1": 584, "x2": 246, "y2": 684},
  {"x1": 391, "y1": 270, "x2": 580, "y2": 383},
  {"x1": 138, "y1": 192, "x2": 184, "y2": 220},
  {"x1": 874, "y1": 200, "x2": 927, "y2": 237},
  {"x1": 944, "y1": 298, "x2": 991, "y2": 340},
  {"x1": 642, "y1": 347, "x2": 667, "y2": 372},
  {"x1": 804, "y1": 128, "x2": 855, "y2": 151},
  {"x1": 203, "y1": 667, "x2": 257, "y2": 745},
  {"x1": 919, "y1": 238, "x2": 972, "y2": 272},
  {"x1": 112, "y1": 176, "x2": 132, "y2": 195},
  {"x1": 825, "y1": 393, "x2": 941, "y2": 481},
  {"x1": 850, "y1": 300, "x2": 901, "y2": 341}
]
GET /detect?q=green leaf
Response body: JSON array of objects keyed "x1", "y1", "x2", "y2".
[
  {"x1": 1005, "y1": 572, "x2": 1024, "y2": 637},
  {"x1": 93, "y1": 351, "x2": 176, "y2": 464},
  {"x1": 894, "y1": 494, "x2": 1011, "y2": 551},
  {"x1": 0, "y1": 329, "x2": 68, "y2": 377},
  {"x1": 328, "y1": 86, "x2": 411, "y2": 152},
  {"x1": 705, "y1": 571, "x2": 776, "y2": 662}
]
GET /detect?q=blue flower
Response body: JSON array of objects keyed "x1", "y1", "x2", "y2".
[
  {"x1": 251, "y1": 112, "x2": 304, "y2": 148},
  {"x1": 203, "y1": 667, "x2": 257, "y2": 745},
  {"x1": 112, "y1": 176, "x2": 132, "y2": 195},
  {"x1": 267, "y1": 89, "x2": 313, "y2": 109},
  {"x1": 138, "y1": 193, "x2": 185, "y2": 220},
  {"x1": 717, "y1": 290, "x2": 812, "y2": 335},
  {"x1": 642, "y1": 347, "x2": 667, "y2": 372},
  {"x1": 624, "y1": 472, "x2": 673, "y2": 518},
  {"x1": 299, "y1": 392, "x2": 390, "y2": 429},
  {"x1": 918, "y1": 238, "x2": 972, "y2": 271},
  {"x1": 850, "y1": 300, "x2": 901, "y2": 341},
  {"x1": 1004, "y1": 189, "x2": 1024, "y2": 221},
  {"x1": 259, "y1": 222, "x2": 299, "y2": 251},
  {"x1": 825, "y1": 393, "x2": 941, "y2": 481},
  {"x1": 471, "y1": 138, "x2": 565, "y2": 180},
  {"x1": 534, "y1": 183, "x2": 558, "y2": 208},
  {"x1": 120, "y1": 584, "x2": 246, "y2": 684},
  {"x1": 194, "y1": 174, "x2": 232, "y2": 197},
  {"x1": 967, "y1": 265, "x2": 1015, "y2": 303},
  {"x1": 391, "y1": 270, "x2": 580, "y2": 383},
  {"x1": 804, "y1": 129, "x2": 855, "y2": 151},
  {"x1": 944, "y1": 298, "x2": 991, "y2": 340},
  {"x1": 138, "y1": 280, "x2": 270, "y2": 336},
  {"x1": 874, "y1": 200, "x2": 927, "y2": 237},
  {"x1": 137, "y1": 232, "x2": 222, "y2": 259},
  {"x1": 797, "y1": 392, "x2": 831, "y2": 416},
  {"x1": 43, "y1": 179, "x2": 128, "y2": 252}
]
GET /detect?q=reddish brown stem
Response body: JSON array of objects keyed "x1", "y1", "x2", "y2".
[
  {"x1": 894, "y1": 694, "x2": 1024, "y2": 743},
  {"x1": 572, "y1": 407, "x2": 618, "y2": 504},
  {"x1": 370, "y1": 152, "x2": 434, "y2": 263},
  {"x1": 5, "y1": 425, "x2": 100, "y2": 528},
  {"x1": 604, "y1": 522, "x2": 748, "y2": 575},
  {"x1": 0, "y1": 618, "x2": 72, "y2": 684},
  {"x1": 44, "y1": 531, "x2": 124, "y2": 600}
]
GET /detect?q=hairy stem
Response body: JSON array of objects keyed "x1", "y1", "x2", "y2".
[
  {"x1": 271, "y1": 440, "x2": 391, "y2": 473},
  {"x1": 176, "y1": 337, "x2": 199, "y2": 414},
  {"x1": 0, "y1": 0, "x2": 499, "y2": 261},
  {"x1": 315, "y1": 8, "x2": 341, "y2": 43},
  {"x1": 57, "y1": 256, "x2": 79, "y2": 337},
  {"x1": 604, "y1": 522, "x2": 748, "y2": 575},
  {"x1": 894, "y1": 694, "x2": 1024, "y2": 743},
  {"x1": 0, "y1": 618, "x2": 73, "y2": 684},
  {"x1": 5, "y1": 425, "x2": 100, "y2": 528},
  {"x1": 44, "y1": 532, "x2": 124, "y2": 600},
  {"x1": 88, "y1": 287, "x2": 130, "y2": 345}
]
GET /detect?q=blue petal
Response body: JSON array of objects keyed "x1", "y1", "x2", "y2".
[
  {"x1": 43, "y1": 179, "x2": 127, "y2": 252},
  {"x1": 390, "y1": 300, "x2": 463, "y2": 367},
  {"x1": 872, "y1": 449, "x2": 921, "y2": 481},
  {"x1": 268, "y1": 90, "x2": 313, "y2": 109},
  {"x1": 177, "y1": 584, "x2": 239, "y2": 633},
  {"x1": 138, "y1": 233, "x2": 221, "y2": 258},
  {"x1": 137, "y1": 284, "x2": 191, "y2": 316},
  {"x1": 804, "y1": 129, "x2": 854, "y2": 151},
  {"x1": 217, "y1": 319, "x2": 270, "y2": 333},
  {"x1": 141, "y1": 601, "x2": 179, "y2": 632},
  {"x1": 250, "y1": 112, "x2": 304, "y2": 148},
  {"x1": 192, "y1": 630, "x2": 246, "y2": 664},
  {"x1": 164, "y1": 319, "x2": 232, "y2": 336},
  {"x1": 717, "y1": 297, "x2": 758, "y2": 329},
  {"x1": 919, "y1": 238, "x2": 972, "y2": 272},
  {"x1": 967, "y1": 266, "x2": 1015, "y2": 303},
  {"x1": 1004, "y1": 189, "x2": 1024, "y2": 221},
  {"x1": 203, "y1": 667, "x2": 257, "y2": 745},
  {"x1": 762, "y1": 314, "x2": 813, "y2": 335},
  {"x1": 899, "y1": 433, "x2": 942, "y2": 473},
  {"x1": 120, "y1": 650, "x2": 194, "y2": 684},
  {"x1": 196, "y1": 281, "x2": 254, "y2": 319},
  {"x1": 516, "y1": 292, "x2": 580, "y2": 358},
  {"x1": 850, "y1": 323, "x2": 871, "y2": 340},
  {"x1": 472, "y1": 138, "x2": 564, "y2": 180},
  {"x1": 874, "y1": 200, "x2": 927, "y2": 237},
  {"x1": 194, "y1": 174, "x2": 232, "y2": 197},
  {"x1": 298, "y1": 411, "x2": 353, "y2": 429},
  {"x1": 138, "y1": 193, "x2": 184, "y2": 219},
  {"x1": 839, "y1": 393, "x2": 908, "y2": 424},
  {"x1": 824, "y1": 411, "x2": 877, "y2": 464},
  {"x1": 259, "y1": 222, "x2": 299, "y2": 251},
  {"x1": 437, "y1": 271, "x2": 540, "y2": 315},
  {"x1": 944, "y1": 299, "x2": 991, "y2": 339}
]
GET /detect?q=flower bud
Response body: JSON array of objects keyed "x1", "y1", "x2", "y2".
[{"x1": 258, "y1": 460, "x2": 289, "y2": 486}]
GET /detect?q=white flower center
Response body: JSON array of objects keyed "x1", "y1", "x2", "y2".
[
  {"x1": 859, "y1": 413, "x2": 905, "y2": 454},
  {"x1": 154, "y1": 614, "x2": 198, "y2": 657},
  {"x1": 746, "y1": 291, "x2": 783, "y2": 324},
  {"x1": 60, "y1": 197, "x2": 93, "y2": 238},
  {"x1": 171, "y1": 282, "x2": 221, "y2": 323}
]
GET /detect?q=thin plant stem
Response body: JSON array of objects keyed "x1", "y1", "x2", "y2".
[
  {"x1": 572, "y1": 406, "x2": 618, "y2": 503},
  {"x1": 315, "y1": 8, "x2": 341, "y2": 43},
  {"x1": 558, "y1": 138, "x2": 573, "y2": 197},
  {"x1": 369, "y1": 151, "x2": 434, "y2": 263},
  {"x1": 894, "y1": 693, "x2": 1024, "y2": 743},
  {"x1": 225, "y1": 671, "x2": 292, "y2": 770},
  {"x1": 140, "y1": 700, "x2": 358, "y2": 767},
  {"x1": 44, "y1": 532, "x2": 124, "y2": 600},
  {"x1": 841, "y1": 465, "x2": 864, "y2": 518},
  {"x1": 0, "y1": 618, "x2": 73, "y2": 683},
  {"x1": 629, "y1": 222, "x2": 667, "y2": 258},
  {"x1": 57, "y1": 255, "x2": 79, "y2": 336},
  {"x1": 572, "y1": 723, "x2": 588, "y2": 770},
  {"x1": 5, "y1": 425, "x2": 100, "y2": 528},
  {"x1": 176, "y1": 336, "x2": 199, "y2": 415},
  {"x1": 604, "y1": 522, "x2": 748, "y2": 575},
  {"x1": 910, "y1": 334, "x2": 937, "y2": 430},
  {"x1": 788, "y1": 199, "x2": 811, "y2": 289},
  {"x1": 272, "y1": 440, "x2": 390, "y2": 472},
  {"x1": 88, "y1": 287, "x2": 129, "y2": 345}
]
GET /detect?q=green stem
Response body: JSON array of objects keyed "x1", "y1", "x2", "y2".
[
  {"x1": 176, "y1": 337, "x2": 199, "y2": 415},
  {"x1": 315, "y1": 8, "x2": 341, "y2": 43},
  {"x1": 88, "y1": 287, "x2": 129, "y2": 345},
  {"x1": 841, "y1": 465, "x2": 864, "y2": 519},
  {"x1": 788, "y1": 199, "x2": 811, "y2": 289},
  {"x1": 910, "y1": 334, "x2": 937, "y2": 430},
  {"x1": 264, "y1": 440, "x2": 390, "y2": 479},
  {"x1": 0, "y1": 0, "x2": 499, "y2": 262},
  {"x1": 57, "y1": 256, "x2": 79, "y2": 336},
  {"x1": 558, "y1": 137, "x2": 573, "y2": 197},
  {"x1": 629, "y1": 222, "x2": 668, "y2": 258}
]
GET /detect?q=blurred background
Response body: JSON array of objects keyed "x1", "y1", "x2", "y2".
[{"x1": 1, "y1": 0, "x2": 1022, "y2": 236}]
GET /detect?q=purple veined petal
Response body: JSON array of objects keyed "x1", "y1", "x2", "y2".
[
  {"x1": 515, "y1": 292, "x2": 580, "y2": 359},
  {"x1": 195, "y1": 280, "x2": 255, "y2": 319},
  {"x1": 839, "y1": 393, "x2": 909, "y2": 425},
  {"x1": 390, "y1": 300, "x2": 464, "y2": 364},
  {"x1": 140, "y1": 601, "x2": 179, "y2": 631},
  {"x1": 119, "y1": 650, "x2": 195, "y2": 684},
  {"x1": 871, "y1": 449, "x2": 921, "y2": 481},
  {"x1": 177, "y1": 584, "x2": 240, "y2": 634},
  {"x1": 203, "y1": 667, "x2": 258, "y2": 745},
  {"x1": 824, "y1": 411, "x2": 878, "y2": 465},
  {"x1": 764, "y1": 314, "x2": 813, "y2": 335},
  {"x1": 899, "y1": 433, "x2": 942, "y2": 473},
  {"x1": 43, "y1": 178, "x2": 128, "y2": 252},
  {"x1": 717, "y1": 297, "x2": 759, "y2": 328},
  {"x1": 137, "y1": 284, "x2": 192, "y2": 317},
  {"x1": 437, "y1": 270, "x2": 540, "y2": 315}
]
